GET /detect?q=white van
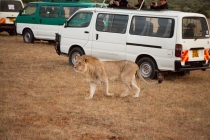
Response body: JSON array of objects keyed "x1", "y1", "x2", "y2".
[
  {"x1": 0, "y1": 0, "x2": 24, "y2": 35},
  {"x1": 55, "y1": 8, "x2": 210, "y2": 79}
]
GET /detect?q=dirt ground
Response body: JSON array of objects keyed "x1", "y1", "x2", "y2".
[{"x1": 0, "y1": 32, "x2": 210, "y2": 140}]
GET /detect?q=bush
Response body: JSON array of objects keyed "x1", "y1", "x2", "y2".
[
  {"x1": 197, "y1": 8, "x2": 210, "y2": 18},
  {"x1": 22, "y1": 0, "x2": 41, "y2": 3}
]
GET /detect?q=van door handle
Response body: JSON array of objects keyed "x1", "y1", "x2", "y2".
[
  {"x1": 96, "y1": 34, "x2": 98, "y2": 40},
  {"x1": 39, "y1": 19, "x2": 42, "y2": 23},
  {"x1": 32, "y1": 18, "x2": 35, "y2": 19},
  {"x1": 84, "y1": 31, "x2": 89, "y2": 33}
]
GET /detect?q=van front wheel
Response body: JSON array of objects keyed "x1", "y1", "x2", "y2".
[
  {"x1": 69, "y1": 48, "x2": 84, "y2": 66},
  {"x1": 137, "y1": 57, "x2": 157, "y2": 79},
  {"x1": 23, "y1": 29, "x2": 34, "y2": 43}
]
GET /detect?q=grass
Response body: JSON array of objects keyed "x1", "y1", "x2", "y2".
[{"x1": 0, "y1": 31, "x2": 210, "y2": 140}]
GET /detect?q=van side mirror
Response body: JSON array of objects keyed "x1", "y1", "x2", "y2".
[
  {"x1": 64, "y1": 21, "x2": 67, "y2": 28},
  {"x1": 19, "y1": 9, "x2": 22, "y2": 14},
  {"x1": 19, "y1": 8, "x2": 24, "y2": 15}
]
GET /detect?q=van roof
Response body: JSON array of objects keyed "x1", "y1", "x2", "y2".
[
  {"x1": 29, "y1": 1, "x2": 105, "y2": 6},
  {"x1": 77, "y1": 7, "x2": 206, "y2": 18}
]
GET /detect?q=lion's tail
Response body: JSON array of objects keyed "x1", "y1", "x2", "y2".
[{"x1": 136, "y1": 70, "x2": 163, "y2": 85}]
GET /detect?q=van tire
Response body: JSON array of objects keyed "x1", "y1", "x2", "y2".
[
  {"x1": 48, "y1": 40, "x2": 55, "y2": 44},
  {"x1": 69, "y1": 48, "x2": 84, "y2": 66},
  {"x1": 23, "y1": 29, "x2": 34, "y2": 43},
  {"x1": 137, "y1": 57, "x2": 157, "y2": 79},
  {"x1": 8, "y1": 30, "x2": 16, "y2": 36}
]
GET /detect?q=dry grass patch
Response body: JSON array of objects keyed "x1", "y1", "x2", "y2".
[{"x1": 0, "y1": 32, "x2": 210, "y2": 140}]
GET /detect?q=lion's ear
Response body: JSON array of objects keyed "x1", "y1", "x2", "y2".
[
  {"x1": 75, "y1": 55, "x2": 80, "y2": 61},
  {"x1": 84, "y1": 58, "x2": 88, "y2": 63}
]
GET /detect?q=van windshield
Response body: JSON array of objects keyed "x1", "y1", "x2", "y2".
[
  {"x1": 182, "y1": 17, "x2": 209, "y2": 39},
  {"x1": 21, "y1": 4, "x2": 37, "y2": 16},
  {"x1": 0, "y1": 0, "x2": 23, "y2": 12}
]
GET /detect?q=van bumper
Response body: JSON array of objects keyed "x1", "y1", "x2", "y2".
[
  {"x1": 55, "y1": 33, "x2": 61, "y2": 55},
  {"x1": 175, "y1": 60, "x2": 210, "y2": 71},
  {"x1": 0, "y1": 24, "x2": 15, "y2": 32}
]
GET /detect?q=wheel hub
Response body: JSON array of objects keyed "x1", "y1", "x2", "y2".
[
  {"x1": 24, "y1": 32, "x2": 30, "y2": 42},
  {"x1": 71, "y1": 52, "x2": 81, "y2": 65},
  {"x1": 140, "y1": 63, "x2": 152, "y2": 77}
]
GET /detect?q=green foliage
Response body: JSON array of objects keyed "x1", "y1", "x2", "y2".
[
  {"x1": 198, "y1": 9, "x2": 210, "y2": 18},
  {"x1": 22, "y1": 0, "x2": 41, "y2": 3}
]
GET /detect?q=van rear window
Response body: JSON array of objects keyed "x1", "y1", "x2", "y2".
[
  {"x1": 0, "y1": 0, "x2": 23, "y2": 12},
  {"x1": 182, "y1": 17, "x2": 209, "y2": 39},
  {"x1": 130, "y1": 16, "x2": 174, "y2": 38}
]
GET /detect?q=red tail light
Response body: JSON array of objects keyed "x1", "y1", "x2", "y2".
[
  {"x1": 208, "y1": 49, "x2": 210, "y2": 56},
  {"x1": 175, "y1": 44, "x2": 182, "y2": 57}
]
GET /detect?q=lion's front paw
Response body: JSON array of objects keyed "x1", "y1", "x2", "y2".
[
  {"x1": 106, "y1": 93, "x2": 114, "y2": 96},
  {"x1": 120, "y1": 93, "x2": 128, "y2": 98},
  {"x1": 132, "y1": 95, "x2": 139, "y2": 98},
  {"x1": 85, "y1": 96, "x2": 93, "y2": 100}
]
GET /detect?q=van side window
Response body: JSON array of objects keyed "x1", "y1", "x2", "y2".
[
  {"x1": 50, "y1": 6, "x2": 60, "y2": 18},
  {"x1": 156, "y1": 18, "x2": 172, "y2": 37},
  {"x1": 130, "y1": 16, "x2": 174, "y2": 38},
  {"x1": 40, "y1": 6, "x2": 60, "y2": 18},
  {"x1": 62, "y1": 7, "x2": 84, "y2": 18},
  {"x1": 21, "y1": 4, "x2": 37, "y2": 15},
  {"x1": 40, "y1": 6, "x2": 46, "y2": 17},
  {"x1": 67, "y1": 12, "x2": 93, "y2": 27},
  {"x1": 96, "y1": 14, "x2": 128, "y2": 34}
]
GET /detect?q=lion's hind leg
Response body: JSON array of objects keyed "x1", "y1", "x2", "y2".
[
  {"x1": 120, "y1": 78, "x2": 132, "y2": 98},
  {"x1": 120, "y1": 71, "x2": 135, "y2": 98},
  {"x1": 120, "y1": 75, "x2": 140, "y2": 98},
  {"x1": 131, "y1": 76, "x2": 140, "y2": 98}
]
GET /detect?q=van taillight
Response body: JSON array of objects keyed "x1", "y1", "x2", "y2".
[{"x1": 175, "y1": 44, "x2": 182, "y2": 57}]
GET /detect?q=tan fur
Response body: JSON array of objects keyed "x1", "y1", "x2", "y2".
[{"x1": 74, "y1": 55, "x2": 162, "y2": 99}]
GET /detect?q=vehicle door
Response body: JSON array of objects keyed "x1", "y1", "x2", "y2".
[
  {"x1": 16, "y1": 3, "x2": 39, "y2": 35},
  {"x1": 37, "y1": 5, "x2": 61, "y2": 40},
  {"x1": 91, "y1": 13, "x2": 129, "y2": 61},
  {"x1": 60, "y1": 11, "x2": 93, "y2": 53},
  {"x1": 181, "y1": 17, "x2": 210, "y2": 63}
]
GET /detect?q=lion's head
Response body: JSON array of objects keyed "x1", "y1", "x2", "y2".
[
  {"x1": 74, "y1": 55, "x2": 88, "y2": 74},
  {"x1": 74, "y1": 55, "x2": 103, "y2": 74}
]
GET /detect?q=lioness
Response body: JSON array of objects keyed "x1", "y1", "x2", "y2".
[{"x1": 74, "y1": 55, "x2": 162, "y2": 99}]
